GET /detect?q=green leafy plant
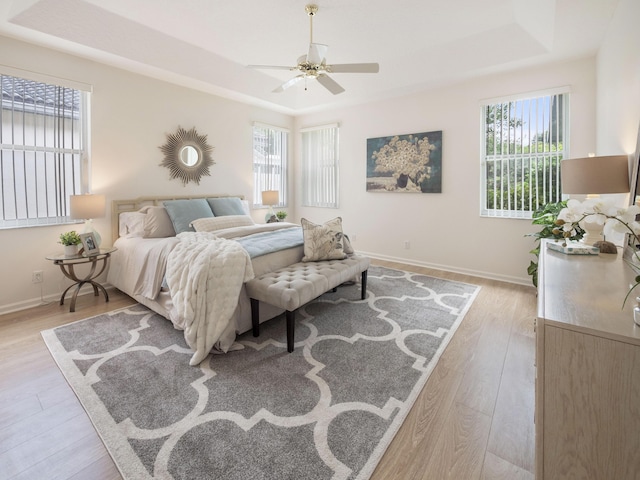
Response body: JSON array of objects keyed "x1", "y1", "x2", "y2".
[
  {"x1": 525, "y1": 201, "x2": 584, "y2": 287},
  {"x1": 276, "y1": 211, "x2": 287, "y2": 221},
  {"x1": 59, "y1": 230, "x2": 82, "y2": 246}
]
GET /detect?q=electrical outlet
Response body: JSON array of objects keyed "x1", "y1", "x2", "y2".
[
  {"x1": 404, "y1": 241, "x2": 410, "y2": 249},
  {"x1": 351, "y1": 234, "x2": 357, "y2": 241},
  {"x1": 32, "y1": 270, "x2": 43, "y2": 283}
]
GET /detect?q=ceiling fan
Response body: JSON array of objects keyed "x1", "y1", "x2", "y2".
[{"x1": 248, "y1": 4, "x2": 379, "y2": 95}]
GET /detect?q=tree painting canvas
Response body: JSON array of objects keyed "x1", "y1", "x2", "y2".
[{"x1": 366, "y1": 131, "x2": 442, "y2": 193}]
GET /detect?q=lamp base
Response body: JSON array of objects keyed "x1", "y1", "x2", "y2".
[
  {"x1": 83, "y1": 219, "x2": 102, "y2": 247},
  {"x1": 580, "y1": 218, "x2": 605, "y2": 246},
  {"x1": 592, "y1": 240, "x2": 617, "y2": 254},
  {"x1": 264, "y1": 206, "x2": 276, "y2": 223}
]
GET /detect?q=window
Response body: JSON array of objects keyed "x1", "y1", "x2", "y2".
[
  {"x1": 0, "y1": 71, "x2": 90, "y2": 229},
  {"x1": 301, "y1": 123, "x2": 339, "y2": 208},
  {"x1": 252, "y1": 123, "x2": 288, "y2": 208},
  {"x1": 481, "y1": 89, "x2": 569, "y2": 219}
]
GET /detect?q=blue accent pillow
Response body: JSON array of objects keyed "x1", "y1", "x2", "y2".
[
  {"x1": 207, "y1": 197, "x2": 245, "y2": 216},
  {"x1": 163, "y1": 199, "x2": 214, "y2": 234}
]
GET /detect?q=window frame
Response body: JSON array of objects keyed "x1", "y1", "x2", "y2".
[
  {"x1": 480, "y1": 87, "x2": 570, "y2": 220},
  {"x1": 301, "y1": 123, "x2": 339, "y2": 208},
  {"x1": 0, "y1": 67, "x2": 91, "y2": 229},
  {"x1": 252, "y1": 122, "x2": 289, "y2": 209}
]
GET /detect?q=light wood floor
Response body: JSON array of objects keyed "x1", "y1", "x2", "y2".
[{"x1": 0, "y1": 260, "x2": 537, "y2": 479}]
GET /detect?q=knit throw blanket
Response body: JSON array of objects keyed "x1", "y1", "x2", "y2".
[{"x1": 166, "y1": 232, "x2": 254, "y2": 365}]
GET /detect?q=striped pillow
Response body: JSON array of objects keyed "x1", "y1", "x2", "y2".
[{"x1": 190, "y1": 215, "x2": 255, "y2": 232}]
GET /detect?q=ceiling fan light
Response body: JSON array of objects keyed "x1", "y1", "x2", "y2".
[{"x1": 255, "y1": 3, "x2": 379, "y2": 94}]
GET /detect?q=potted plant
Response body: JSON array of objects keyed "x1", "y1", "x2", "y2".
[
  {"x1": 276, "y1": 211, "x2": 288, "y2": 221},
  {"x1": 59, "y1": 230, "x2": 82, "y2": 256},
  {"x1": 525, "y1": 201, "x2": 584, "y2": 287}
]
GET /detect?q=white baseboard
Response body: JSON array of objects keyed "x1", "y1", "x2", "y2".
[
  {"x1": 358, "y1": 250, "x2": 533, "y2": 287},
  {"x1": 0, "y1": 284, "x2": 116, "y2": 316}
]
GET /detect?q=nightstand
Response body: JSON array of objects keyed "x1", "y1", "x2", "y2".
[{"x1": 45, "y1": 247, "x2": 116, "y2": 312}]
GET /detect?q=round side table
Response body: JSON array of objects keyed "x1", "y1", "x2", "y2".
[{"x1": 45, "y1": 247, "x2": 116, "y2": 312}]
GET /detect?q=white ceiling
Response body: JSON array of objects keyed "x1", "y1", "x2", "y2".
[{"x1": 0, "y1": 0, "x2": 621, "y2": 115}]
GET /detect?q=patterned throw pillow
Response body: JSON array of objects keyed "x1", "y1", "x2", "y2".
[
  {"x1": 343, "y1": 234, "x2": 354, "y2": 254},
  {"x1": 301, "y1": 217, "x2": 348, "y2": 262}
]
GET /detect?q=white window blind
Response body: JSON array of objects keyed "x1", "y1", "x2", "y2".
[
  {"x1": 0, "y1": 72, "x2": 90, "y2": 229},
  {"x1": 481, "y1": 89, "x2": 569, "y2": 219},
  {"x1": 301, "y1": 123, "x2": 339, "y2": 208},
  {"x1": 252, "y1": 123, "x2": 288, "y2": 208}
]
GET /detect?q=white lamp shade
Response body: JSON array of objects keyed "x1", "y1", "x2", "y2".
[
  {"x1": 69, "y1": 194, "x2": 106, "y2": 219},
  {"x1": 561, "y1": 155, "x2": 629, "y2": 194},
  {"x1": 261, "y1": 190, "x2": 279, "y2": 206}
]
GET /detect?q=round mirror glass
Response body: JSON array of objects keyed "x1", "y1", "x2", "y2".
[{"x1": 179, "y1": 145, "x2": 199, "y2": 167}]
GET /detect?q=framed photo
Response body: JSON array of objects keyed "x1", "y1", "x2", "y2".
[
  {"x1": 366, "y1": 130, "x2": 442, "y2": 193},
  {"x1": 80, "y1": 232, "x2": 99, "y2": 256}
]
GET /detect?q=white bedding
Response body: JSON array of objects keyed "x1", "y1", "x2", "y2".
[
  {"x1": 166, "y1": 232, "x2": 254, "y2": 365},
  {"x1": 107, "y1": 222, "x2": 304, "y2": 362}
]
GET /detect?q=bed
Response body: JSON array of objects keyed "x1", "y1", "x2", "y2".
[{"x1": 107, "y1": 194, "x2": 306, "y2": 365}]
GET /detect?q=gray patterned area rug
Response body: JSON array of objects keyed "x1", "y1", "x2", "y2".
[{"x1": 42, "y1": 265, "x2": 480, "y2": 480}]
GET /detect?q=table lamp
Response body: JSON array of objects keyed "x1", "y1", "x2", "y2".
[
  {"x1": 70, "y1": 193, "x2": 106, "y2": 246},
  {"x1": 262, "y1": 190, "x2": 279, "y2": 222},
  {"x1": 561, "y1": 154, "x2": 629, "y2": 250}
]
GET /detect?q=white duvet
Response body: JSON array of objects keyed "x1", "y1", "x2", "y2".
[{"x1": 165, "y1": 232, "x2": 254, "y2": 365}]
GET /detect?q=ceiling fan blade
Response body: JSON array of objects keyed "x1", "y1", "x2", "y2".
[
  {"x1": 273, "y1": 75, "x2": 305, "y2": 93},
  {"x1": 326, "y1": 63, "x2": 380, "y2": 73},
  {"x1": 317, "y1": 74, "x2": 345, "y2": 95},
  {"x1": 248, "y1": 64, "x2": 295, "y2": 71},
  {"x1": 307, "y1": 43, "x2": 328, "y2": 64}
]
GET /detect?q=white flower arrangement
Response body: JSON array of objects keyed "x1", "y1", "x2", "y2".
[
  {"x1": 556, "y1": 198, "x2": 640, "y2": 305},
  {"x1": 556, "y1": 198, "x2": 640, "y2": 240}
]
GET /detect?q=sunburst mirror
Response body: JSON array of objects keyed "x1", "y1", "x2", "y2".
[{"x1": 159, "y1": 126, "x2": 215, "y2": 185}]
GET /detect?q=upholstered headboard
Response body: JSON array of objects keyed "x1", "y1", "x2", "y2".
[{"x1": 111, "y1": 193, "x2": 245, "y2": 241}]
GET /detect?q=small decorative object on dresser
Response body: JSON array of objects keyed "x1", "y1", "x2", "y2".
[
  {"x1": 546, "y1": 240, "x2": 599, "y2": 255},
  {"x1": 633, "y1": 296, "x2": 640, "y2": 326},
  {"x1": 276, "y1": 210, "x2": 287, "y2": 221}
]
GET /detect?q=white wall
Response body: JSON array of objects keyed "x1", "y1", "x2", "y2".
[
  {"x1": 294, "y1": 58, "x2": 597, "y2": 285},
  {"x1": 0, "y1": 35, "x2": 293, "y2": 313},
  {"x1": 596, "y1": 0, "x2": 640, "y2": 155}
]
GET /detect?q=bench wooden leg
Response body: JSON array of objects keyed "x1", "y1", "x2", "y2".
[
  {"x1": 286, "y1": 310, "x2": 295, "y2": 353},
  {"x1": 361, "y1": 270, "x2": 368, "y2": 300},
  {"x1": 250, "y1": 298, "x2": 260, "y2": 337}
]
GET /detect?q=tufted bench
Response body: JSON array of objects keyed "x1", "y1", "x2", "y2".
[{"x1": 245, "y1": 254, "x2": 370, "y2": 352}]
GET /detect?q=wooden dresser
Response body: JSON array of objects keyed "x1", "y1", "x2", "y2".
[{"x1": 536, "y1": 239, "x2": 640, "y2": 479}]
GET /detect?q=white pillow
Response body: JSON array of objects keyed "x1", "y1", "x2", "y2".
[
  {"x1": 139, "y1": 206, "x2": 176, "y2": 238},
  {"x1": 191, "y1": 215, "x2": 255, "y2": 232},
  {"x1": 119, "y1": 212, "x2": 146, "y2": 237}
]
